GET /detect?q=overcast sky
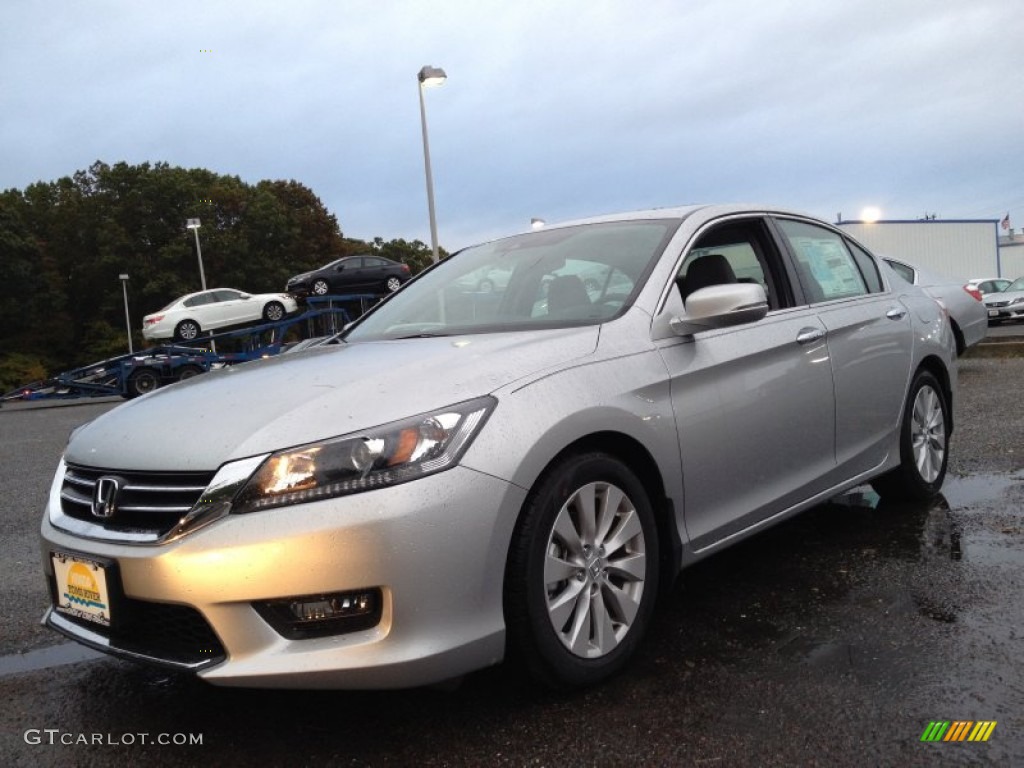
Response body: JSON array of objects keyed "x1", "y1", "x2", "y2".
[{"x1": 2, "y1": 0, "x2": 1021, "y2": 250}]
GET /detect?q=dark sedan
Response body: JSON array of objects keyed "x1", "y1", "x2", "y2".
[{"x1": 286, "y1": 255, "x2": 411, "y2": 297}]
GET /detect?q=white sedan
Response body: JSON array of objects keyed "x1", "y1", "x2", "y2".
[{"x1": 142, "y1": 288, "x2": 298, "y2": 341}]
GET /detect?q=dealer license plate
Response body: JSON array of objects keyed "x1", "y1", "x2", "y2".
[{"x1": 51, "y1": 552, "x2": 111, "y2": 627}]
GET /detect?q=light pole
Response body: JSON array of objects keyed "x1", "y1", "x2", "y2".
[
  {"x1": 119, "y1": 273, "x2": 133, "y2": 354},
  {"x1": 185, "y1": 218, "x2": 214, "y2": 351},
  {"x1": 417, "y1": 65, "x2": 447, "y2": 263},
  {"x1": 186, "y1": 218, "x2": 208, "y2": 291}
]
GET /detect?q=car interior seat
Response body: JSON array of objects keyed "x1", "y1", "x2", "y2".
[
  {"x1": 546, "y1": 275, "x2": 592, "y2": 317},
  {"x1": 680, "y1": 254, "x2": 737, "y2": 301}
]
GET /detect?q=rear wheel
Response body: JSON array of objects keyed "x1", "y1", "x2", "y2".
[
  {"x1": 872, "y1": 369, "x2": 949, "y2": 502},
  {"x1": 126, "y1": 368, "x2": 160, "y2": 398},
  {"x1": 176, "y1": 365, "x2": 204, "y2": 382},
  {"x1": 385, "y1": 276, "x2": 402, "y2": 292},
  {"x1": 505, "y1": 452, "x2": 659, "y2": 689},
  {"x1": 263, "y1": 301, "x2": 286, "y2": 322},
  {"x1": 174, "y1": 320, "x2": 201, "y2": 342}
]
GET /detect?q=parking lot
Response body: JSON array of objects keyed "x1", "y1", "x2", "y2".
[{"x1": 1, "y1": 358, "x2": 1022, "y2": 767}]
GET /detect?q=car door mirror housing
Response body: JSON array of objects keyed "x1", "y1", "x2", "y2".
[
  {"x1": 669, "y1": 283, "x2": 769, "y2": 336},
  {"x1": 239, "y1": 293, "x2": 251, "y2": 300}
]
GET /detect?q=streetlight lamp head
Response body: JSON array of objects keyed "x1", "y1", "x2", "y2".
[
  {"x1": 531, "y1": 218, "x2": 546, "y2": 230},
  {"x1": 186, "y1": 218, "x2": 201, "y2": 230},
  {"x1": 860, "y1": 206, "x2": 882, "y2": 223},
  {"x1": 418, "y1": 65, "x2": 447, "y2": 87},
  {"x1": 119, "y1": 274, "x2": 129, "y2": 281}
]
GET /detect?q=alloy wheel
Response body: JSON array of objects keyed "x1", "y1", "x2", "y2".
[
  {"x1": 911, "y1": 384, "x2": 945, "y2": 483},
  {"x1": 543, "y1": 481, "x2": 647, "y2": 658}
]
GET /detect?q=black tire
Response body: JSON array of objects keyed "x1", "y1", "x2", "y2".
[
  {"x1": 176, "y1": 365, "x2": 204, "y2": 382},
  {"x1": 504, "y1": 452, "x2": 660, "y2": 689},
  {"x1": 263, "y1": 301, "x2": 286, "y2": 322},
  {"x1": 125, "y1": 368, "x2": 160, "y2": 398},
  {"x1": 385, "y1": 276, "x2": 402, "y2": 293},
  {"x1": 950, "y1": 321, "x2": 965, "y2": 357},
  {"x1": 312, "y1": 279, "x2": 330, "y2": 296},
  {"x1": 174, "y1": 319, "x2": 201, "y2": 342},
  {"x1": 871, "y1": 369, "x2": 950, "y2": 502}
]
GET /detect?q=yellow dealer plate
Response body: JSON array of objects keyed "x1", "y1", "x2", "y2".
[{"x1": 52, "y1": 552, "x2": 111, "y2": 627}]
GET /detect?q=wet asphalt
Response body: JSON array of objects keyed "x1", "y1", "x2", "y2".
[{"x1": 1, "y1": 358, "x2": 1022, "y2": 767}]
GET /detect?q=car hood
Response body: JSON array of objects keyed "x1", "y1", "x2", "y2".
[
  {"x1": 65, "y1": 327, "x2": 600, "y2": 472},
  {"x1": 984, "y1": 289, "x2": 1024, "y2": 305}
]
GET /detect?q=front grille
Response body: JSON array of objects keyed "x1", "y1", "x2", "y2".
[
  {"x1": 61, "y1": 464, "x2": 214, "y2": 537},
  {"x1": 988, "y1": 300, "x2": 1009, "y2": 308},
  {"x1": 49, "y1": 576, "x2": 225, "y2": 667}
]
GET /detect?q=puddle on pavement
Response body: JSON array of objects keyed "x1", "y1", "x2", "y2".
[
  {"x1": 0, "y1": 642, "x2": 104, "y2": 677},
  {"x1": 941, "y1": 470, "x2": 1024, "y2": 510}
]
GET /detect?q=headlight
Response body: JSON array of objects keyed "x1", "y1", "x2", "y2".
[
  {"x1": 1010, "y1": 297, "x2": 1024, "y2": 305},
  {"x1": 231, "y1": 396, "x2": 495, "y2": 513}
]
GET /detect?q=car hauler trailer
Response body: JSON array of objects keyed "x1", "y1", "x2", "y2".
[{"x1": 1, "y1": 296, "x2": 365, "y2": 403}]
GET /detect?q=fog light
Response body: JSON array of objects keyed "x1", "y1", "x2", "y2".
[{"x1": 254, "y1": 588, "x2": 382, "y2": 639}]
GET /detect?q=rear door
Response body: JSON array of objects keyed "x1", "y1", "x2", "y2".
[
  {"x1": 656, "y1": 216, "x2": 837, "y2": 551},
  {"x1": 360, "y1": 257, "x2": 390, "y2": 290},
  {"x1": 772, "y1": 217, "x2": 913, "y2": 479}
]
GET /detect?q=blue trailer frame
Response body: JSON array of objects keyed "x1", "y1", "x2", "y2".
[{"x1": 1, "y1": 295, "x2": 375, "y2": 402}]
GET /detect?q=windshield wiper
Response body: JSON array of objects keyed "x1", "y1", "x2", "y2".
[{"x1": 393, "y1": 332, "x2": 450, "y2": 339}]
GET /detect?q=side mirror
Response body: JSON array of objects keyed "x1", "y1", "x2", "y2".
[
  {"x1": 335, "y1": 265, "x2": 346, "y2": 272},
  {"x1": 669, "y1": 283, "x2": 768, "y2": 336},
  {"x1": 239, "y1": 293, "x2": 251, "y2": 300}
]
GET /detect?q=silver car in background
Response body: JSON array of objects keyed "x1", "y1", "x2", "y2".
[
  {"x1": 883, "y1": 257, "x2": 987, "y2": 354},
  {"x1": 40, "y1": 204, "x2": 956, "y2": 690},
  {"x1": 983, "y1": 276, "x2": 1024, "y2": 324}
]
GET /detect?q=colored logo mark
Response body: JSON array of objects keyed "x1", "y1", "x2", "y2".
[
  {"x1": 63, "y1": 562, "x2": 107, "y2": 610},
  {"x1": 921, "y1": 721, "x2": 997, "y2": 742}
]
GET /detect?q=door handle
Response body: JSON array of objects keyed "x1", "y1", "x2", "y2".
[
  {"x1": 886, "y1": 307, "x2": 908, "y2": 320},
  {"x1": 796, "y1": 327, "x2": 825, "y2": 345}
]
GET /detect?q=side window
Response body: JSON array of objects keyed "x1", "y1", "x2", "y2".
[
  {"x1": 213, "y1": 289, "x2": 242, "y2": 301},
  {"x1": 364, "y1": 257, "x2": 387, "y2": 267},
  {"x1": 775, "y1": 219, "x2": 867, "y2": 303},
  {"x1": 183, "y1": 292, "x2": 215, "y2": 308},
  {"x1": 678, "y1": 219, "x2": 787, "y2": 310},
  {"x1": 883, "y1": 258, "x2": 915, "y2": 286},
  {"x1": 847, "y1": 242, "x2": 883, "y2": 292}
]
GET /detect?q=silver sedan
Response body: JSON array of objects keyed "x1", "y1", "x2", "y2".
[
  {"x1": 983, "y1": 276, "x2": 1024, "y2": 324},
  {"x1": 882, "y1": 256, "x2": 988, "y2": 354},
  {"x1": 40, "y1": 204, "x2": 956, "y2": 690}
]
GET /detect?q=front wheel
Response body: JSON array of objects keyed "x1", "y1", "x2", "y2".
[
  {"x1": 311, "y1": 279, "x2": 330, "y2": 296},
  {"x1": 504, "y1": 452, "x2": 660, "y2": 689},
  {"x1": 263, "y1": 301, "x2": 286, "y2": 322},
  {"x1": 872, "y1": 369, "x2": 949, "y2": 502}
]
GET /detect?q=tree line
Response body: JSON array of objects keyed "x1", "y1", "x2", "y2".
[{"x1": 0, "y1": 161, "x2": 444, "y2": 391}]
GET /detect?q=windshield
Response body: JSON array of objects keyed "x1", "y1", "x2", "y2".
[
  {"x1": 345, "y1": 219, "x2": 680, "y2": 341},
  {"x1": 1007, "y1": 277, "x2": 1024, "y2": 292}
]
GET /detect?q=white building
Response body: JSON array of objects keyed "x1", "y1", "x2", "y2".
[
  {"x1": 997, "y1": 232, "x2": 1024, "y2": 279},
  {"x1": 837, "y1": 219, "x2": 1003, "y2": 281}
]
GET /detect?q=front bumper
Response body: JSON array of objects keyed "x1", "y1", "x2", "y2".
[
  {"x1": 41, "y1": 466, "x2": 527, "y2": 688},
  {"x1": 986, "y1": 304, "x2": 1024, "y2": 322}
]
